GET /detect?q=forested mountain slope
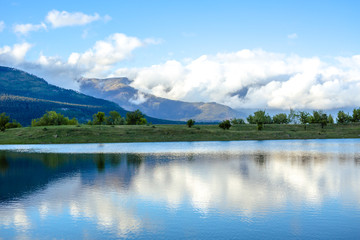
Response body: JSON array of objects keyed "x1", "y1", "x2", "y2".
[{"x1": 0, "y1": 66, "x2": 176, "y2": 125}]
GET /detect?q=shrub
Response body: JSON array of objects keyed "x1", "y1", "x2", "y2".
[
  {"x1": 31, "y1": 111, "x2": 78, "y2": 126},
  {"x1": 126, "y1": 110, "x2": 147, "y2": 125},
  {"x1": 272, "y1": 113, "x2": 290, "y2": 124},
  {"x1": 0, "y1": 113, "x2": 10, "y2": 132},
  {"x1": 93, "y1": 112, "x2": 105, "y2": 125},
  {"x1": 106, "y1": 111, "x2": 125, "y2": 125},
  {"x1": 187, "y1": 119, "x2": 195, "y2": 128},
  {"x1": 231, "y1": 118, "x2": 245, "y2": 125},
  {"x1": 219, "y1": 120, "x2": 231, "y2": 130},
  {"x1": 5, "y1": 121, "x2": 22, "y2": 129}
]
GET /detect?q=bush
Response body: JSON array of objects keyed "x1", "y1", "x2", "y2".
[
  {"x1": 126, "y1": 110, "x2": 147, "y2": 125},
  {"x1": 0, "y1": 112, "x2": 10, "y2": 132},
  {"x1": 231, "y1": 118, "x2": 245, "y2": 125},
  {"x1": 31, "y1": 111, "x2": 78, "y2": 126},
  {"x1": 92, "y1": 112, "x2": 105, "y2": 125},
  {"x1": 272, "y1": 113, "x2": 290, "y2": 124},
  {"x1": 219, "y1": 120, "x2": 231, "y2": 130},
  {"x1": 106, "y1": 111, "x2": 125, "y2": 125},
  {"x1": 187, "y1": 119, "x2": 195, "y2": 128},
  {"x1": 247, "y1": 110, "x2": 272, "y2": 125},
  {"x1": 5, "y1": 121, "x2": 22, "y2": 129},
  {"x1": 337, "y1": 111, "x2": 351, "y2": 124}
]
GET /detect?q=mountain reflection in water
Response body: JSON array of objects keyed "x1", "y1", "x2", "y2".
[{"x1": 1, "y1": 140, "x2": 360, "y2": 239}]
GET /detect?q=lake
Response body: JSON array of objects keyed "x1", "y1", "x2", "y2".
[{"x1": 1, "y1": 139, "x2": 360, "y2": 239}]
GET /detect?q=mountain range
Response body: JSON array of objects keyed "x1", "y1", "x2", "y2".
[
  {"x1": 78, "y1": 77, "x2": 243, "y2": 122},
  {"x1": 0, "y1": 66, "x2": 177, "y2": 126}
]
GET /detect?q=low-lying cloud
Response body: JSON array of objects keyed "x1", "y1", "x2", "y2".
[
  {"x1": 1, "y1": 33, "x2": 360, "y2": 110},
  {"x1": 115, "y1": 50, "x2": 360, "y2": 110},
  {"x1": 0, "y1": 33, "x2": 153, "y2": 90}
]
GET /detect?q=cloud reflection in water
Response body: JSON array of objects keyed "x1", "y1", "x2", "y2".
[{"x1": 0, "y1": 146, "x2": 360, "y2": 238}]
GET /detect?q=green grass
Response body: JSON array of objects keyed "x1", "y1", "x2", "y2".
[{"x1": 1, "y1": 123, "x2": 360, "y2": 144}]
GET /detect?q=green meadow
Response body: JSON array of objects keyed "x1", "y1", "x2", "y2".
[{"x1": 1, "y1": 123, "x2": 360, "y2": 144}]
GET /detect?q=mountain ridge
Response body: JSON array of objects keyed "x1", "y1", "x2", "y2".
[
  {"x1": 78, "y1": 77, "x2": 244, "y2": 122},
  {"x1": 0, "y1": 66, "x2": 179, "y2": 125}
]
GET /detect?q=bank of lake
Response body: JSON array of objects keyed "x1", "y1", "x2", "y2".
[{"x1": 1, "y1": 123, "x2": 360, "y2": 144}]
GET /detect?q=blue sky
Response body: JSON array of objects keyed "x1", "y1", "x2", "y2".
[{"x1": 1, "y1": 0, "x2": 360, "y2": 109}]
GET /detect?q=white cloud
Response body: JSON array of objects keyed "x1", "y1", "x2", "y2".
[
  {"x1": 46, "y1": 10, "x2": 102, "y2": 28},
  {"x1": 67, "y1": 33, "x2": 144, "y2": 77},
  {"x1": 288, "y1": 33, "x2": 298, "y2": 39},
  {"x1": 115, "y1": 50, "x2": 360, "y2": 110},
  {"x1": 0, "y1": 33, "x2": 150, "y2": 90},
  {"x1": 0, "y1": 21, "x2": 5, "y2": 32},
  {"x1": 129, "y1": 92, "x2": 148, "y2": 105},
  {"x1": 13, "y1": 22, "x2": 47, "y2": 35},
  {"x1": 2, "y1": 31, "x2": 360, "y2": 111},
  {"x1": 0, "y1": 42, "x2": 32, "y2": 62}
]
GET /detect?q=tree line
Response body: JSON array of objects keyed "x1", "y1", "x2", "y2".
[
  {"x1": 214, "y1": 108, "x2": 360, "y2": 130},
  {"x1": 0, "y1": 109, "x2": 148, "y2": 132},
  {"x1": 2, "y1": 107, "x2": 360, "y2": 132}
]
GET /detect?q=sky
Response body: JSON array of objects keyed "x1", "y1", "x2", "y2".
[{"x1": 1, "y1": 0, "x2": 360, "y2": 110}]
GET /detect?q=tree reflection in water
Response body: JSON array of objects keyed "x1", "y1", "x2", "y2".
[{"x1": 0, "y1": 153, "x2": 9, "y2": 174}]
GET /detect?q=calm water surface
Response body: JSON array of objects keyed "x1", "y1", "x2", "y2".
[{"x1": 1, "y1": 139, "x2": 360, "y2": 239}]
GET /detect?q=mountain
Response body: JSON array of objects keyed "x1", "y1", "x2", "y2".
[
  {"x1": 0, "y1": 66, "x2": 177, "y2": 126},
  {"x1": 78, "y1": 77, "x2": 243, "y2": 122}
]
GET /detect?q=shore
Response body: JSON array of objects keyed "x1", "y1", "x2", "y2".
[{"x1": 1, "y1": 123, "x2": 360, "y2": 144}]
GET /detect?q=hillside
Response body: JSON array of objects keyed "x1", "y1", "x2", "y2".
[
  {"x1": 0, "y1": 66, "x2": 177, "y2": 125},
  {"x1": 78, "y1": 77, "x2": 243, "y2": 122}
]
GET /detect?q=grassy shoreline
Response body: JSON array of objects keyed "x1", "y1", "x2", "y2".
[{"x1": 1, "y1": 123, "x2": 360, "y2": 144}]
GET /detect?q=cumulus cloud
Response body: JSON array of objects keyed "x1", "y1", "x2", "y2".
[
  {"x1": 0, "y1": 21, "x2": 5, "y2": 32},
  {"x1": 115, "y1": 49, "x2": 360, "y2": 110},
  {"x1": 0, "y1": 33, "x2": 149, "y2": 89},
  {"x1": 46, "y1": 10, "x2": 102, "y2": 28},
  {"x1": 13, "y1": 22, "x2": 47, "y2": 35},
  {"x1": 0, "y1": 42, "x2": 32, "y2": 62},
  {"x1": 2, "y1": 32, "x2": 360, "y2": 111},
  {"x1": 67, "y1": 33, "x2": 144, "y2": 77}
]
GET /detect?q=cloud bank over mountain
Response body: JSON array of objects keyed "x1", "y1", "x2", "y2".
[
  {"x1": 115, "y1": 50, "x2": 360, "y2": 110},
  {"x1": 2, "y1": 44, "x2": 360, "y2": 110},
  {"x1": 1, "y1": 18, "x2": 360, "y2": 111}
]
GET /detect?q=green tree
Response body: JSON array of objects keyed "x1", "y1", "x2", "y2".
[
  {"x1": 219, "y1": 120, "x2": 231, "y2": 130},
  {"x1": 299, "y1": 111, "x2": 310, "y2": 130},
  {"x1": 320, "y1": 113, "x2": 328, "y2": 128},
  {"x1": 247, "y1": 110, "x2": 271, "y2": 125},
  {"x1": 126, "y1": 110, "x2": 147, "y2": 125},
  {"x1": 31, "y1": 111, "x2": 78, "y2": 126},
  {"x1": 310, "y1": 110, "x2": 323, "y2": 123},
  {"x1": 93, "y1": 112, "x2": 105, "y2": 125},
  {"x1": 309, "y1": 110, "x2": 328, "y2": 128},
  {"x1": 352, "y1": 108, "x2": 360, "y2": 122},
  {"x1": 187, "y1": 119, "x2": 195, "y2": 128},
  {"x1": 246, "y1": 115, "x2": 255, "y2": 124},
  {"x1": 231, "y1": 118, "x2": 245, "y2": 125},
  {"x1": 0, "y1": 113, "x2": 10, "y2": 132},
  {"x1": 251, "y1": 110, "x2": 272, "y2": 130},
  {"x1": 328, "y1": 114, "x2": 334, "y2": 124},
  {"x1": 337, "y1": 111, "x2": 351, "y2": 124},
  {"x1": 5, "y1": 120, "x2": 22, "y2": 129},
  {"x1": 272, "y1": 113, "x2": 290, "y2": 124},
  {"x1": 106, "y1": 111, "x2": 124, "y2": 125}
]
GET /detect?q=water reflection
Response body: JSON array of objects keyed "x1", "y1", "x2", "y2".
[
  {"x1": 0, "y1": 153, "x2": 9, "y2": 174},
  {"x1": 1, "y1": 141, "x2": 360, "y2": 239}
]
